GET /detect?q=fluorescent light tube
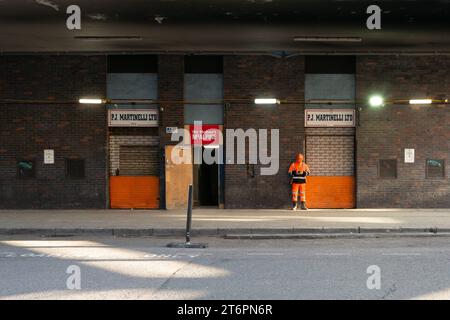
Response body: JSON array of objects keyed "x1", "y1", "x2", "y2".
[
  {"x1": 79, "y1": 98, "x2": 103, "y2": 104},
  {"x1": 409, "y1": 99, "x2": 432, "y2": 105},
  {"x1": 254, "y1": 98, "x2": 279, "y2": 105}
]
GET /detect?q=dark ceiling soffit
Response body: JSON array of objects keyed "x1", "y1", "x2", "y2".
[{"x1": 2, "y1": 51, "x2": 450, "y2": 56}]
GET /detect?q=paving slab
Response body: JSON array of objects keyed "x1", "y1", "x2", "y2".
[{"x1": 1, "y1": 208, "x2": 450, "y2": 237}]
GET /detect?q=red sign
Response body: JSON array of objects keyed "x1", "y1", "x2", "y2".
[{"x1": 189, "y1": 125, "x2": 221, "y2": 146}]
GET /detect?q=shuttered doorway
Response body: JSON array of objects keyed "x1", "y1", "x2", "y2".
[
  {"x1": 119, "y1": 146, "x2": 159, "y2": 176},
  {"x1": 110, "y1": 145, "x2": 160, "y2": 209},
  {"x1": 305, "y1": 135, "x2": 356, "y2": 209}
]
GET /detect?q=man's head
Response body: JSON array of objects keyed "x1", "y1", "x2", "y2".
[{"x1": 296, "y1": 153, "x2": 304, "y2": 163}]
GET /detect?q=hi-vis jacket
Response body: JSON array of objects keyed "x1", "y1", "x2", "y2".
[{"x1": 288, "y1": 161, "x2": 310, "y2": 184}]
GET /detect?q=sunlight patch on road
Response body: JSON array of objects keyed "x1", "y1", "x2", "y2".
[
  {"x1": 412, "y1": 288, "x2": 450, "y2": 300},
  {"x1": 0, "y1": 240, "x2": 107, "y2": 248},
  {"x1": 0, "y1": 240, "x2": 154, "y2": 260},
  {"x1": 82, "y1": 260, "x2": 230, "y2": 278},
  {"x1": 1, "y1": 240, "x2": 229, "y2": 279},
  {"x1": 1, "y1": 289, "x2": 207, "y2": 300}
]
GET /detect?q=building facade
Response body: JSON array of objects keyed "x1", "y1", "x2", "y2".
[{"x1": 0, "y1": 54, "x2": 449, "y2": 209}]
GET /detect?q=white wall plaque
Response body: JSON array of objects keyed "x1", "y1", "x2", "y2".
[
  {"x1": 44, "y1": 149, "x2": 54, "y2": 164},
  {"x1": 405, "y1": 148, "x2": 415, "y2": 163}
]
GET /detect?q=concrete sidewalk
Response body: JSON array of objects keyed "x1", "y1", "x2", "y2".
[{"x1": 1, "y1": 208, "x2": 450, "y2": 238}]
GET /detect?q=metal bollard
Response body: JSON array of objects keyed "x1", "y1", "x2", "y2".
[
  {"x1": 167, "y1": 183, "x2": 207, "y2": 249},
  {"x1": 185, "y1": 184, "x2": 193, "y2": 244}
]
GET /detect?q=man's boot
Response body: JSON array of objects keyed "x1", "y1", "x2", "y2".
[
  {"x1": 292, "y1": 202, "x2": 298, "y2": 211},
  {"x1": 300, "y1": 201, "x2": 308, "y2": 210}
]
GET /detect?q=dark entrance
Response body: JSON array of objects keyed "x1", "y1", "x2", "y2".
[{"x1": 194, "y1": 147, "x2": 219, "y2": 207}]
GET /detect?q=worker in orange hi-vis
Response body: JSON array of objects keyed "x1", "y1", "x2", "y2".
[{"x1": 288, "y1": 153, "x2": 311, "y2": 211}]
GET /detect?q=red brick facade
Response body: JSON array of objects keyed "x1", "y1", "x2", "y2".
[
  {"x1": 356, "y1": 56, "x2": 450, "y2": 207},
  {"x1": 158, "y1": 55, "x2": 185, "y2": 146},
  {"x1": 223, "y1": 55, "x2": 305, "y2": 208},
  {"x1": 1, "y1": 54, "x2": 449, "y2": 209},
  {"x1": 0, "y1": 55, "x2": 107, "y2": 208}
]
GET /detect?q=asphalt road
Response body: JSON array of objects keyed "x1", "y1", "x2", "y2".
[{"x1": 0, "y1": 235, "x2": 449, "y2": 300}]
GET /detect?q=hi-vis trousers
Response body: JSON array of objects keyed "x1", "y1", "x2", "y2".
[{"x1": 291, "y1": 183, "x2": 306, "y2": 202}]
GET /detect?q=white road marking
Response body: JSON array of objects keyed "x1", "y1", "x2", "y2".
[
  {"x1": 247, "y1": 252, "x2": 284, "y2": 256},
  {"x1": 315, "y1": 253, "x2": 352, "y2": 256},
  {"x1": 0, "y1": 251, "x2": 203, "y2": 260},
  {"x1": 382, "y1": 253, "x2": 422, "y2": 256}
]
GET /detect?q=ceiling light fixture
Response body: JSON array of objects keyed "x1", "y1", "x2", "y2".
[
  {"x1": 254, "y1": 98, "x2": 280, "y2": 105},
  {"x1": 79, "y1": 98, "x2": 104, "y2": 104},
  {"x1": 368, "y1": 95, "x2": 384, "y2": 107},
  {"x1": 409, "y1": 99, "x2": 432, "y2": 105}
]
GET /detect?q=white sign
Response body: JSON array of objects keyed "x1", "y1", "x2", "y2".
[
  {"x1": 305, "y1": 109, "x2": 356, "y2": 127},
  {"x1": 166, "y1": 127, "x2": 178, "y2": 134},
  {"x1": 108, "y1": 109, "x2": 158, "y2": 127},
  {"x1": 44, "y1": 149, "x2": 54, "y2": 164},
  {"x1": 405, "y1": 148, "x2": 415, "y2": 163}
]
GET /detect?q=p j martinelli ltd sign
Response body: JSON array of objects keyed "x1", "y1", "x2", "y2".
[
  {"x1": 305, "y1": 109, "x2": 356, "y2": 127},
  {"x1": 108, "y1": 109, "x2": 158, "y2": 127}
]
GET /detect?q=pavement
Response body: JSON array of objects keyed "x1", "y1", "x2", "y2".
[{"x1": 1, "y1": 208, "x2": 450, "y2": 238}]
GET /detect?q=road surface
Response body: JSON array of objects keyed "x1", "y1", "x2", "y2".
[{"x1": 0, "y1": 235, "x2": 449, "y2": 299}]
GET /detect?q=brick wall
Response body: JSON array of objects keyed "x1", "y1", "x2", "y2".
[
  {"x1": 3, "y1": 53, "x2": 448, "y2": 209},
  {"x1": 356, "y1": 56, "x2": 450, "y2": 208},
  {"x1": 158, "y1": 55, "x2": 184, "y2": 146},
  {"x1": 0, "y1": 55, "x2": 107, "y2": 208},
  {"x1": 223, "y1": 55, "x2": 305, "y2": 208}
]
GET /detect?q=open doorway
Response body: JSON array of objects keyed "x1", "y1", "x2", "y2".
[{"x1": 193, "y1": 147, "x2": 219, "y2": 207}]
